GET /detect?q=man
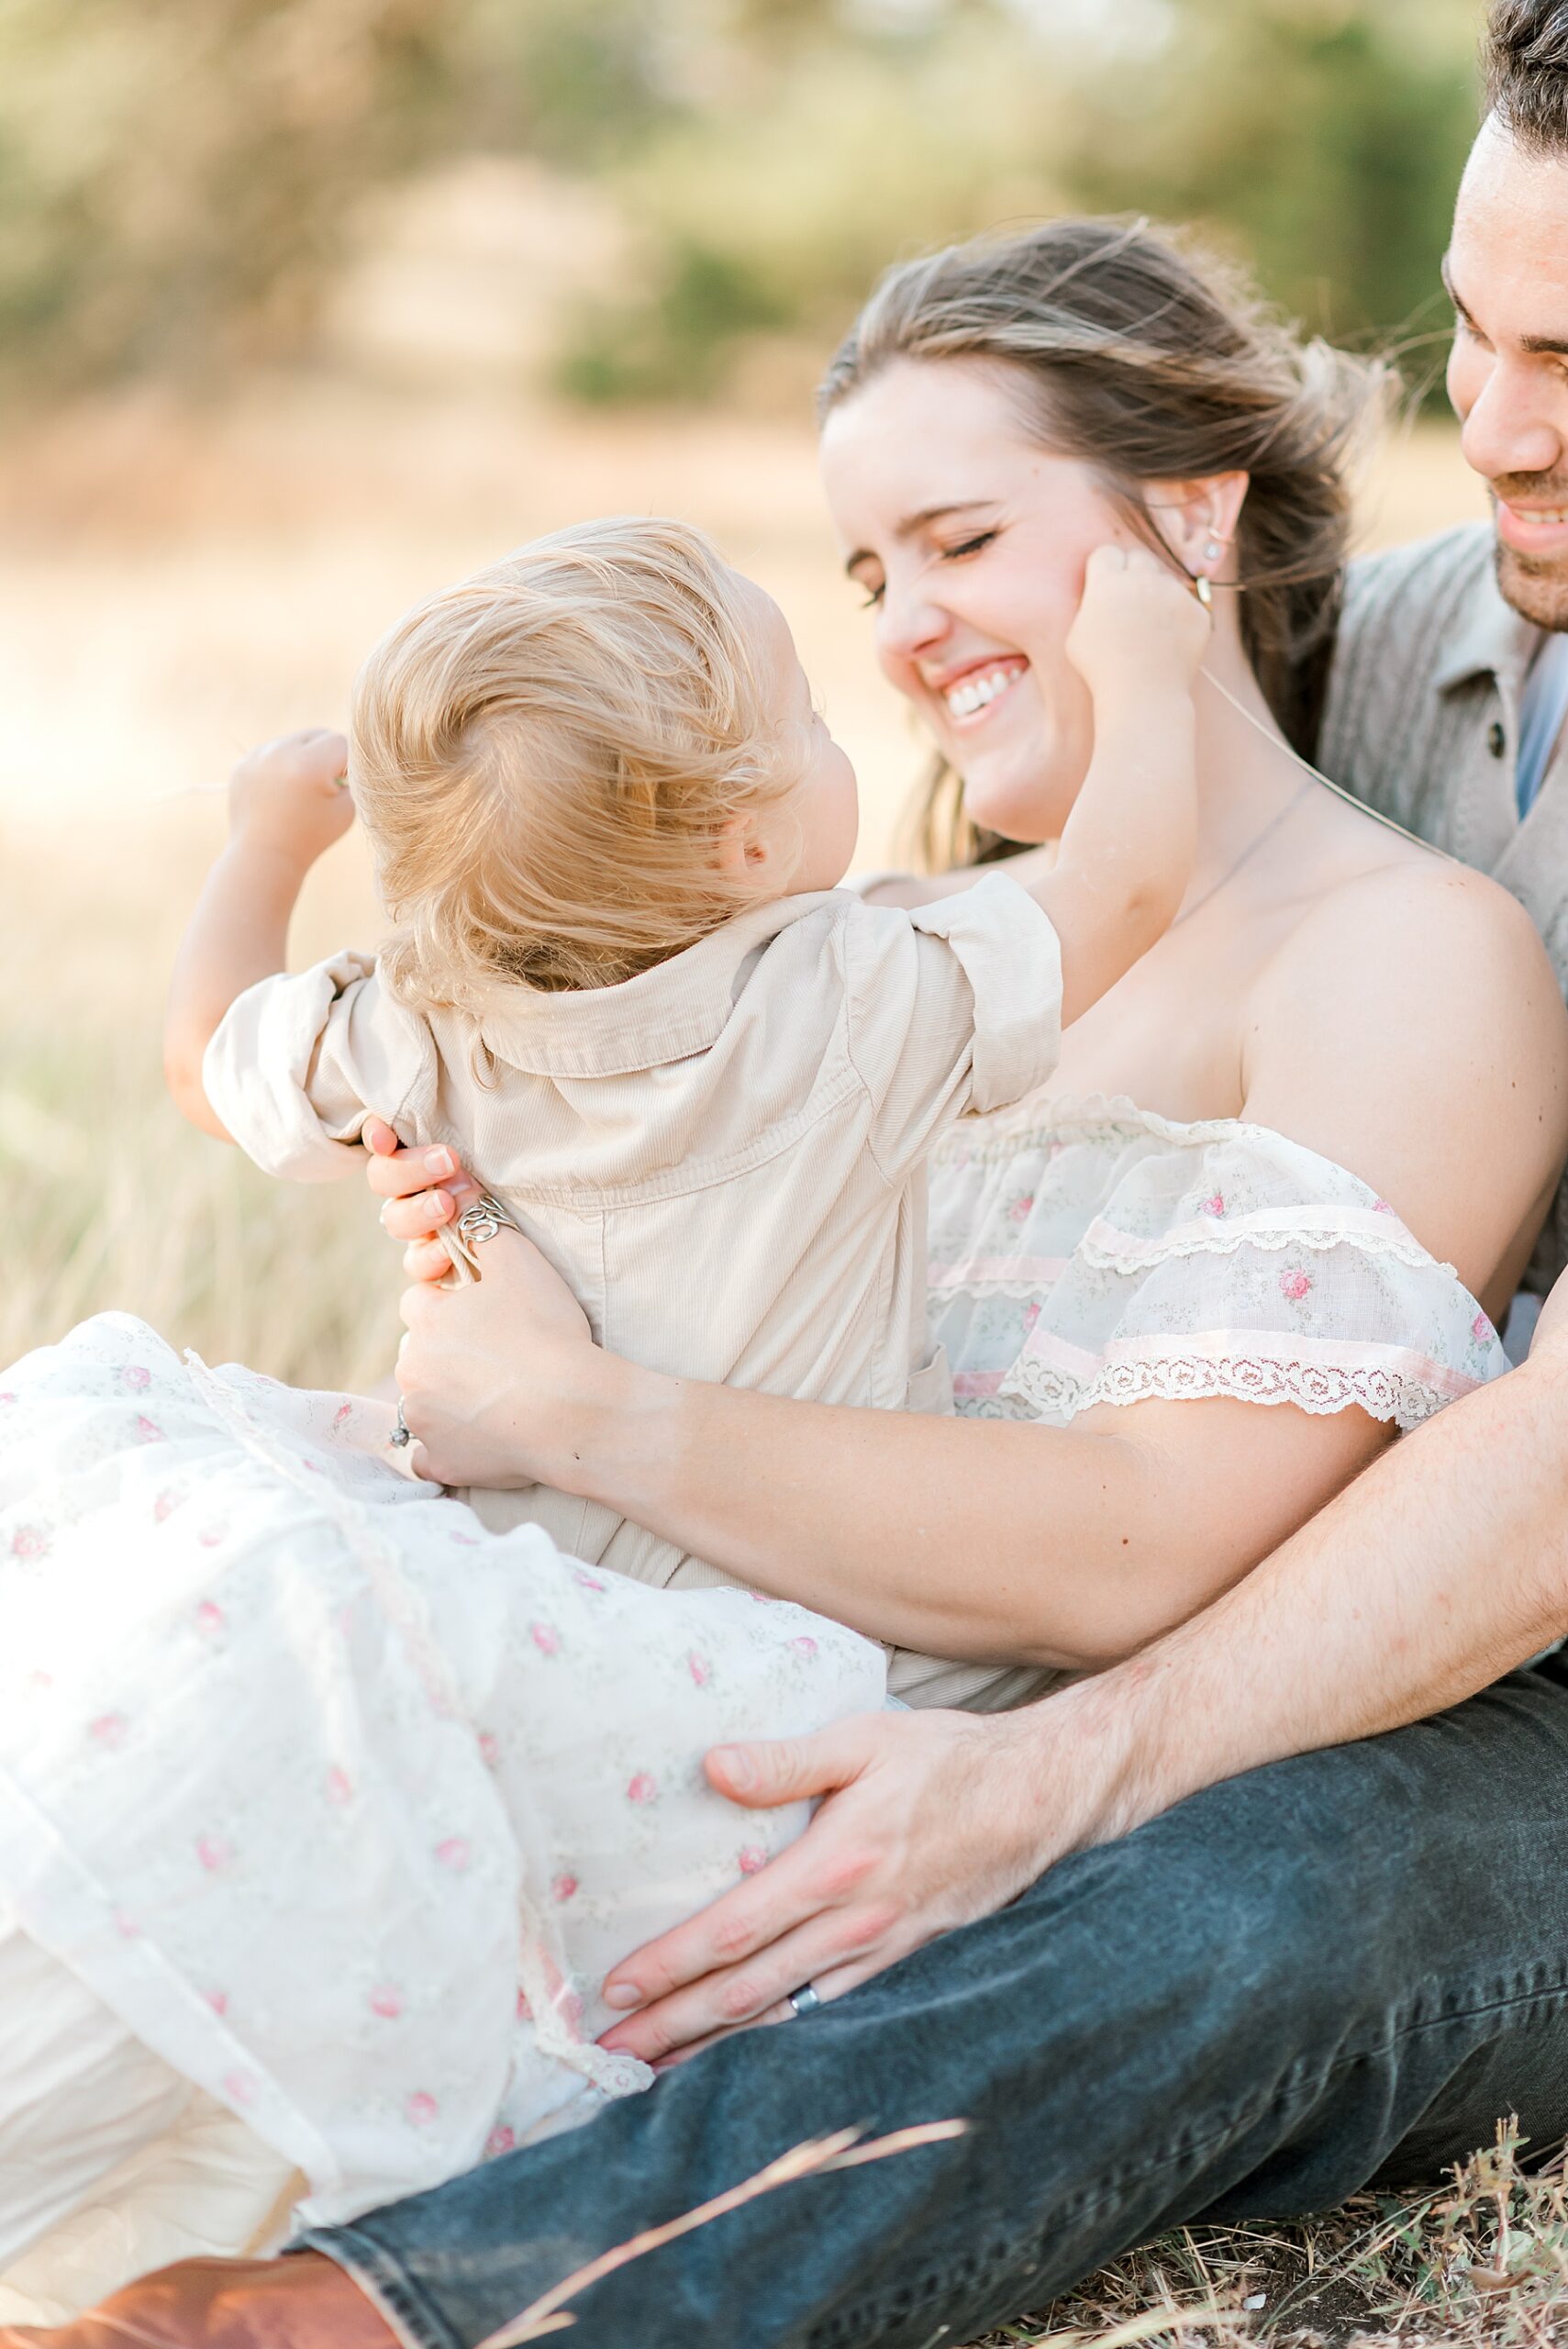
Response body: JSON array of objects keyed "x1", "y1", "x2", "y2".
[{"x1": 17, "y1": 7, "x2": 1568, "y2": 2343}]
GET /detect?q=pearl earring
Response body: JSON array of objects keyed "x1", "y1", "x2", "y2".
[{"x1": 1205, "y1": 538, "x2": 1222, "y2": 562}]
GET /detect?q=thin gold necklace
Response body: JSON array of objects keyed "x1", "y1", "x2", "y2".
[{"x1": 1171, "y1": 664, "x2": 1445, "y2": 929}]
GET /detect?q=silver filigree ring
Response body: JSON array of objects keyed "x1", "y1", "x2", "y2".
[{"x1": 456, "y1": 1194, "x2": 519, "y2": 1249}]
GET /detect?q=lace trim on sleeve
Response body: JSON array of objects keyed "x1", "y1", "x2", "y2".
[
  {"x1": 960, "y1": 1328, "x2": 1475, "y2": 1431},
  {"x1": 929, "y1": 1093, "x2": 1507, "y2": 1435}
]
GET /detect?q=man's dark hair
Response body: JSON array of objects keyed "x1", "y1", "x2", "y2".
[{"x1": 1487, "y1": 0, "x2": 1568, "y2": 151}]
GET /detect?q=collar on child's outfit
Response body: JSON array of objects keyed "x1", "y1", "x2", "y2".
[{"x1": 469, "y1": 894, "x2": 830, "y2": 1077}]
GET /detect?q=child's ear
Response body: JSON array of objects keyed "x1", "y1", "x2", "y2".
[{"x1": 714, "y1": 811, "x2": 779, "y2": 884}]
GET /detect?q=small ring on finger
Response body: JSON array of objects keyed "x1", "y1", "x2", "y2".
[
  {"x1": 786, "y1": 1982, "x2": 822, "y2": 2019},
  {"x1": 389, "y1": 1399, "x2": 412, "y2": 1451},
  {"x1": 456, "y1": 1193, "x2": 522, "y2": 1249}
]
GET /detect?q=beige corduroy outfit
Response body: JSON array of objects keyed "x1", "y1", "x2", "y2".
[{"x1": 204, "y1": 872, "x2": 1064, "y2": 1708}]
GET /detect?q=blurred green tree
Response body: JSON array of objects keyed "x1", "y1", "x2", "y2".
[
  {"x1": 0, "y1": 0, "x2": 1489, "y2": 406},
  {"x1": 1062, "y1": 0, "x2": 1482, "y2": 382},
  {"x1": 550, "y1": 0, "x2": 1485, "y2": 404},
  {"x1": 0, "y1": 0, "x2": 453, "y2": 385}
]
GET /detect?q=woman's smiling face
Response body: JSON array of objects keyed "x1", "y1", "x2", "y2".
[{"x1": 818, "y1": 354, "x2": 1145, "y2": 842}]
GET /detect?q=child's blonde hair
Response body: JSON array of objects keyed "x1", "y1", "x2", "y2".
[{"x1": 350, "y1": 517, "x2": 811, "y2": 1002}]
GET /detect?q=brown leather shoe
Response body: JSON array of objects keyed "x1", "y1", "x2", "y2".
[{"x1": 0, "y1": 2252, "x2": 399, "y2": 2348}]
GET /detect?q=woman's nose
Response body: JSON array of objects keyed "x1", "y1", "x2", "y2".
[
  {"x1": 876, "y1": 578, "x2": 951, "y2": 671},
  {"x1": 1459, "y1": 355, "x2": 1567, "y2": 487}
]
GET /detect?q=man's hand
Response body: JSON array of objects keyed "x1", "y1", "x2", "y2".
[
  {"x1": 228, "y1": 728, "x2": 353, "y2": 868},
  {"x1": 595, "y1": 1701, "x2": 1103, "y2": 2065},
  {"x1": 0, "y1": 2253, "x2": 391, "y2": 2349}
]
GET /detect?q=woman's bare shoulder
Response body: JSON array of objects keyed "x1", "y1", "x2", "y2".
[
  {"x1": 1260, "y1": 851, "x2": 1556, "y2": 1036},
  {"x1": 1242, "y1": 852, "x2": 1568, "y2": 1288}
]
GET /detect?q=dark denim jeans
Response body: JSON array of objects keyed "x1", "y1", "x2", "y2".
[{"x1": 304, "y1": 1653, "x2": 1568, "y2": 2349}]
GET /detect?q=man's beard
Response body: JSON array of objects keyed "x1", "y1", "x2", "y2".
[{"x1": 1492, "y1": 473, "x2": 1568, "y2": 630}]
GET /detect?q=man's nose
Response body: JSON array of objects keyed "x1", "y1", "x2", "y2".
[{"x1": 1459, "y1": 358, "x2": 1567, "y2": 487}]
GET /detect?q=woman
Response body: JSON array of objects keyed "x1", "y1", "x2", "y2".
[
  {"x1": 2, "y1": 218, "x2": 1565, "y2": 2329},
  {"x1": 373, "y1": 219, "x2": 1568, "y2": 2039}
]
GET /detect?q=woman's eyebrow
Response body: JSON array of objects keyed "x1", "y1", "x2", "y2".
[{"x1": 842, "y1": 500, "x2": 997, "y2": 577}]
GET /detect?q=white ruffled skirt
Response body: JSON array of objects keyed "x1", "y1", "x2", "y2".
[{"x1": 0, "y1": 1314, "x2": 886, "y2": 2321}]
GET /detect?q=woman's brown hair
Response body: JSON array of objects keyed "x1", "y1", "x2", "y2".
[{"x1": 818, "y1": 217, "x2": 1388, "y2": 870}]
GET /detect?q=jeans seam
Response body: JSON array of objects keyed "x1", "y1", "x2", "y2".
[
  {"x1": 1079, "y1": 1965, "x2": 1568, "y2": 2218},
  {"x1": 813, "y1": 1971, "x2": 1568, "y2": 2349},
  {"x1": 299, "y1": 2225, "x2": 467, "y2": 2349}
]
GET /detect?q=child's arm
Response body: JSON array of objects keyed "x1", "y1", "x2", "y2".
[
  {"x1": 164, "y1": 729, "x2": 353, "y2": 1141},
  {"x1": 1031, "y1": 545, "x2": 1208, "y2": 1025},
  {"x1": 854, "y1": 844, "x2": 1058, "y2": 912}
]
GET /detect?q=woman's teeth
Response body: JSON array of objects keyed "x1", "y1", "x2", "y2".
[{"x1": 944, "y1": 664, "x2": 1021, "y2": 719}]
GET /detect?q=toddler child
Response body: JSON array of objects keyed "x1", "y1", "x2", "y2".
[{"x1": 166, "y1": 516, "x2": 1208, "y2": 1708}]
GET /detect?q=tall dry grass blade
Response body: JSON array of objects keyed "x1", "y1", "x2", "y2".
[
  {"x1": 474, "y1": 2119, "x2": 968, "y2": 2349},
  {"x1": 1040, "y1": 2299, "x2": 1234, "y2": 2349}
]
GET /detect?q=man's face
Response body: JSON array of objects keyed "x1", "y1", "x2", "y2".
[{"x1": 1448, "y1": 113, "x2": 1568, "y2": 629}]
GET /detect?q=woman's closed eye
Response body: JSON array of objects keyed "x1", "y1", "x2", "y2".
[
  {"x1": 937, "y1": 529, "x2": 999, "y2": 564},
  {"x1": 853, "y1": 530, "x2": 999, "y2": 610}
]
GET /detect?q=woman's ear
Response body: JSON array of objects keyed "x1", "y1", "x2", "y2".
[{"x1": 1142, "y1": 472, "x2": 1251, "y2": 586}]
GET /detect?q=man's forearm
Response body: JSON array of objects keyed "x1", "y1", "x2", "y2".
[{"x1": 1071, "y1": 1347, "x2": 1568, "y2": 1847}]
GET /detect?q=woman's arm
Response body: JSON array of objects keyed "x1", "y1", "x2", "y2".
[
  {"x1": 385, "y1": 1194, "x2": 1385, "y2": 1670},
  {"x1": 592, "y1": 1297, "x2": 1568, "y2": 2062}
]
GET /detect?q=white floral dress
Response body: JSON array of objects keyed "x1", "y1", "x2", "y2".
[
  {"x1": 0, "y1": 1319, "x2": 886, "y2": 2321},
  {"x1": 0, "y1": 1098, "x2": 1507, "y2": 2319},
  {"x1": 929, "y1": 1094, "x2": 1505, "y2": 1428}
]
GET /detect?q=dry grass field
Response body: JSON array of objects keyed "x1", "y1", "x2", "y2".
[
  {"x1": 3, "y1": 387, "x2": 1532, "y2": 2344},
  {"x1": 973, "y1": 2129, "x2": 1568, "y2": 2347}
]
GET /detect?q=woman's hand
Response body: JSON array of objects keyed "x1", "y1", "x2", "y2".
[
  {"x1": 364, "y1": 1119, "x2": 611, "y2": 1489},
  {"x1": 394, "y1": 1227, "x2": 602, "y2": 1490},
  {"x1": 596, "y1": 1700, "x2": 1083, "y2": 2065}
]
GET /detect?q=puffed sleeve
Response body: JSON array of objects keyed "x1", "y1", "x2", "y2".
[
  {"x1": 844, "y1": 873, "x2": 1063, "y2": 1186},
  {"x1": 201, "y1": 952, "x2": 439, "y2": 1183}
]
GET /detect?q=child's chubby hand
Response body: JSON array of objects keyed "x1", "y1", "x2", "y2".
[
  {"x1": 1065, "y1": 544, "x2": 1211, "y2": 701},
  {"x1": 228, "y1": 727, "x2": 353, "y2": 865}
]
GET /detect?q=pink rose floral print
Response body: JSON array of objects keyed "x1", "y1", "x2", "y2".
[{"x1": 0, "y1": 1311, "x2": 885, "y2": 2269}]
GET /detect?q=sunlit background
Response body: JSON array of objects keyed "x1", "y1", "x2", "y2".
[{"x1": 1, "y1": 0, "x2": 1495, "y2": 1387}]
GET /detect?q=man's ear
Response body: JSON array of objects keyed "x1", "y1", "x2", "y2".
[{"x1": 1141, "y1": 471, "x2": 1251, "y2": 582}]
